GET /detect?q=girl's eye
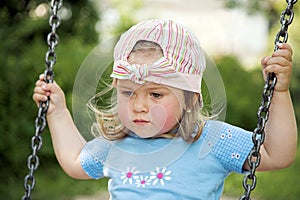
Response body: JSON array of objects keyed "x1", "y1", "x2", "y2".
[
  {"x1": 122, "y1": 91, "x2": 133, "y2": 97},
  {"x1": 150, "y1": 92, "x2": 162, "y2": 98}
]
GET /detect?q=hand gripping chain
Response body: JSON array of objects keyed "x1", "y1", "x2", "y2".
[
  {"x1": 22, "y1": 1, "x2": 63, "y2": 199},
  {"x1": 239, "y1": 0, "x2": 298, "y2": 199}
]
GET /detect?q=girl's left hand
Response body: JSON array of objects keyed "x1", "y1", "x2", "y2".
[{"x1": 261, "y1": 43, "x2": 293, "y2": 92}]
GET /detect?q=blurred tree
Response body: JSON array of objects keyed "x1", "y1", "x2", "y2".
[
  {"x1": 110, "y1": 0, "x2": 142, "y2": 34},
  {"x1": 222, "y1": 0, "x2": 300, "y2": 138},
  {"x1": 214, "y1": 55, "x2": 263, "y2": 129},
  {"x1": 223, "y1": 0, "x2": 300, "y2": 138},
  {"x1": 0, "y1": 0, "x2": 100, "y2": 199},
  {"x1": 1, "y1": 0, "x2": 299, "y2": 199},
  {"x1": 222, "y1": 1, "x2": 300, "y2": 199}
]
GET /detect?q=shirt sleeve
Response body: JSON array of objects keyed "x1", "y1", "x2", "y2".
[
  {"x1": 201, "y1": 120, "x2": 254, "y2": 173},
  {"x1": 80, "y1": 137, "x2": 112, "y2": 179}
]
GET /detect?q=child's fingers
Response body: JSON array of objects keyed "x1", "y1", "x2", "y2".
[
  {"x1": 39, "y1": 73, "x2": 45, "y2": 81},
  {"x1": 277, "y1": 43, "x2": 293, "y2": 54},
  {"x1": 266, "y1": 56, "x2": 291, "y2": 68},
  {"x1": 263, "y1": 63, "x2": 288, "y2": 75},
  {"x1": 32, "y1": 93, "x2": 48, "y2": 104},
  {"x1": 32, "y1": 84, "x2": 49, "y2": 107},
  {"x1": 263, "y1": 58, "x2": 291, "y2": 77},
  {"x1": 261, "y1": 43, "x2": 292, "y2": 68},
  {"x1": 33, "y1": 85, "x2": 48, "y2": 101},
  {"x1": 35, "y1": 79, "x2": 45, "y2": 87},
  {"x1": 272, "y1": 50, "x2": 292, "y2": 63},
  {"x1": 272, "y1": 43, "x2": 293, "y2": 61},
  {"x1": 33, "y1": 76, "x2": 52, "y2": 107},
  {"x1": 260, "y1": 43, "x2": 293, "y2": 92},
  {"x1": 34, "y1": 84, "x2": 50, "y2": 96},
  {"x1": 261, "y1": 56, "x2": 271, "y2": 68},
  {"x1": 35, "y1": 74, "x2": 47, "y2": 88}
]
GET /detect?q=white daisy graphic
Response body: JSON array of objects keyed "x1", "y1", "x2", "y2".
[
  {"x1": 150, "y1": 167, "x2": 172, "y2": 186},
  {"x1": 120, "y1": 167, "x2": 139, "y2": 184},
  {"x1": 135, "y1": 175, "x2": 151, "y2": 188}
]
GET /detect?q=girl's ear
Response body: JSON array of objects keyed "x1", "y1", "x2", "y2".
[{"x1": 112, "y1": 78, "x2": 117, "y2": 88}]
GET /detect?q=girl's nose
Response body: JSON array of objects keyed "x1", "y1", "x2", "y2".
[{"x1": 132, "y1": 94, "x2": 149, "y2": 113}]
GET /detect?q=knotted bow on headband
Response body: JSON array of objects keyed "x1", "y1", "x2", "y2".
[{"x1": 111, "y1": 57, "x2": 178, "y2": 84}]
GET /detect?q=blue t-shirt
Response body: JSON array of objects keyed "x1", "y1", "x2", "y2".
[{"x1": 80, "y1": 120, "x2": 253, "y2": 199}]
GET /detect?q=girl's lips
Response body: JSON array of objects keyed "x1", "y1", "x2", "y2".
[{"x1": 133, "y1": 119, "x2": 150, "y2": 126}]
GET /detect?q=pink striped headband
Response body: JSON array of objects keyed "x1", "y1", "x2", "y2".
[{"x1": 111, "y1": 19, "x2": 206, "y2": 94}]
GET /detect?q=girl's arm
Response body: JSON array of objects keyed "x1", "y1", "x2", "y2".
[
  {"x1": 33, "y1": 75, "x2": 90, "y2": 179},
  {"x1": 246, "y1": 43, "x2": 298, "y2": 171}
]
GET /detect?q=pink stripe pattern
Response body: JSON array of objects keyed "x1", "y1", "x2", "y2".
[{"x1": 111, "y1": 19, "x2": 206, "y2": 94}]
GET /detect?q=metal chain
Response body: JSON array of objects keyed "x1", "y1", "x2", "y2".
[
  {"x1": 239, "y1": 0, "x2": 297, "y2": 199},
  {"x1": 22, "y1": 1, "x2": 63, "y2": 200}
]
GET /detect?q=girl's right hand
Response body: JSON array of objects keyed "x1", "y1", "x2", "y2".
[{"x1": 33, "y1": 74, "x2": 67, "y2": 116}]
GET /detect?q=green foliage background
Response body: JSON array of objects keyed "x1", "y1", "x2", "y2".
[{"x1": 0, "y1": 0, "x2": 299, "y2": 199}]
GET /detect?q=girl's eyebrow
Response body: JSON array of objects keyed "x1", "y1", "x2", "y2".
[
  {"x1": 144, "y1": 86, "x2": 173, "y2": 94},
  {"x1": 118, "y1": 85, "x2": 168, "y2": 91},
  {"x1": 146, "y1": 86, "x2": 169, "y2": 91},
  {"x1": 118, "y1": 85, "x2": 132, "y2": 90},
  {"x1": 117, "y1": 84, "x2": 136, "y2": 90}
]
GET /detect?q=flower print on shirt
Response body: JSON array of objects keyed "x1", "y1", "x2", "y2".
[
  {"x1": 135, "y1": 175, "x2": 151, "y2": 188},
  {"x1": 120, "y1": 166, "x2": 172, "y2": 188},
  {"x1": 150, "y1": 167, "x2": 172, "y2": 186},
  {"x1": 120, "y1": 167, "x2": 139, "y2": 184}
]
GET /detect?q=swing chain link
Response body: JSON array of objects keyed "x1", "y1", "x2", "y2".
[
  {"x1": 22, "y1": 1, "x2": 63, "y2": 200},
  {"x1": 240, "y1": 0, "x2": 297, "y2": 199}
]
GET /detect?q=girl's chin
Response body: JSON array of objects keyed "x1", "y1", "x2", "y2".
[
  {"x1": 131, "y1": 129, "x2": 162, "y2": 138},
  {"x1": 134, "y1": 132, "x2": 160, "y2": 138}
]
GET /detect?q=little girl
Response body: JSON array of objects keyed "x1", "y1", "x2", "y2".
[{"x1": 33, "y1": 19, "x2": 297, "y2": 199}]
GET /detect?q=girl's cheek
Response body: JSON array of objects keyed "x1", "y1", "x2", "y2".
[
  {"x1": 117, "y1": 100, "x2": 131, "y2": 123},
  {"x1": 149, "y1": 104, "x2": 170, "y2": 133}
]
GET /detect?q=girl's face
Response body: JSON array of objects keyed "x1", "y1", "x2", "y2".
[{"x1": 116, "y1": 79, "x2": 185, "y2": 138}]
